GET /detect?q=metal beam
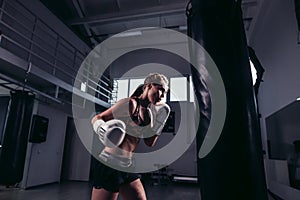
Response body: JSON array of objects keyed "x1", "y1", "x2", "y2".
[
  {"x1": 86, "y1": 24, "x2": 187, "y2": 39},
  {"x1": 0, "y1": 73, "x2": 62, "y2": 104},
  {"x1": 68, "y1": 2, "x2": 187, "y2": 26},
  {"x1": 0, "y1": 47, "x2": 110, "y2": 108},
  {"x1": 71, "y1": 0, "x2": 98, "y2": 46},
  {"x1": 115, "y1": 0, "x2": 121, "y2": 10},
  {"x1": 241, "y1": 0, "x2": 258, "y2": 7}
]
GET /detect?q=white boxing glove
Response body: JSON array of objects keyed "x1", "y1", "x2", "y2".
[
  {"x1": 148, "y1": 103, "x2": 170, "y2": 135},
  {"x1": 93, "y1": 119, "x2": 126, "y2": 147}
]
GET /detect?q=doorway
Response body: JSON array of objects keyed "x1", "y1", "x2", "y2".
[{"x1": 60, "y1": 117, "x2": 91, "y2": 182}]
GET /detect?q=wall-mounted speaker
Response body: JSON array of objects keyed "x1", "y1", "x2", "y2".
[{"x1": 29, "y1": 115, "x2": 49, "y2": 143}]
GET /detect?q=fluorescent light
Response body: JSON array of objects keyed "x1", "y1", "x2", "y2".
[
  {"x1": 112, "y1": 31, "x2": 142, "y2": 38},
  {"x1": 296, "y1": 97, "x2": 300, "y2": 101},
  {"x1": 173, "y1": 176, "x2": 198, "y2": 182},
  {"x1": 179, "y1": 26, "x2": 187, "y2": 31}
]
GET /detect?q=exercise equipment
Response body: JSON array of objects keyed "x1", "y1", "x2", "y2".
[
  {"x1": 93, "y1": 119, "x2": 126, "y2": 147},
  {"x1": 187, "y1": 0, "x2": 268, "y2": 199}
]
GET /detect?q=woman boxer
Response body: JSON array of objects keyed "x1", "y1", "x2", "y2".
[{"x1": 91, "y1": 73, "x2": 170, "y2": 200}]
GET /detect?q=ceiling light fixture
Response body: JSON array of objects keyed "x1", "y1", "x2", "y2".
[
  {"x1": 179, "y1": 26, "x2": 187, "y2": 31},
  {"x1": 112, "y1": 31, "x2": 142, "y2": 38}
]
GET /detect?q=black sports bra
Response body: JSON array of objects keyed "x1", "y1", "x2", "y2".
[{"x1": 130, "y1": 97, "x2": 150, "y2": 127}]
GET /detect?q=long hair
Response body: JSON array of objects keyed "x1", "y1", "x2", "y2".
[{"x1": 130, "y1": 84, "x2": 144, "y2": 97}]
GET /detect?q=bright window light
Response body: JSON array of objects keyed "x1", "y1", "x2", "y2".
[
  {"x1": 170, "y1": 77, "x2": 187, "y2": 101},
  {"x1": 129, "y1": 79, "x2": 144, "y2": 96},
  {"x1": 116, "y1": 79, "x2": 128, "y2": 101},
  {"x1": 189, "y1": 76, "x2": 194, "y2": 102},
  {"x1": 114, "y1": 77, "x2": 169, "y2": 103},
  {"x1": 250, "y1": 59, "x2": 257, "y2": 86}
]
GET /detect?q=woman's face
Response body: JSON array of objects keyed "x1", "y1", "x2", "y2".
[{"x1": 148, "y1": 83, "x2": 167, "y2": 104}]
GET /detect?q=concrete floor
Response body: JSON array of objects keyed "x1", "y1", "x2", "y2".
[
  {"x1": 0, "y1": 180, "x2": 201, "y2": 200},
  {"x1": 0, "y1": 179, "x2": 277, "y2": 200}
]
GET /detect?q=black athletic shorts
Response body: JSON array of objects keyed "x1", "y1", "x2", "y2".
[{"x1": 92, "y1": 161, "x2": 140, "y2": 192}]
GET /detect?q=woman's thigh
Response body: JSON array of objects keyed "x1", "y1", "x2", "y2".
[
  {"x1": 91, "y1": 187, "x2": 118, "y2": 200},
  {"x1": 119, "y1": 179, "x2": 147, "y2": 200}
]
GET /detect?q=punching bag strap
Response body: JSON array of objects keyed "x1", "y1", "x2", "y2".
[{"x1": 186, "y1": 0, "x2": 193, "y2": 38}]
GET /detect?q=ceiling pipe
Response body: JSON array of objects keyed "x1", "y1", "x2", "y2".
[
  {"x1": 71, "y1": 0, "x2": 99, "y2": 46},
  {"x1": 68, "y1": 2, "x2": 187, "y2": 26}
]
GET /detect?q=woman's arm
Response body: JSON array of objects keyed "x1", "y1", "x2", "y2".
[
  {"x1": 144, "y1": 135, "x2": 158, "y2": 147},
  {"x1": 91, "y1": 98, "x2": 132, "y2": 124}
]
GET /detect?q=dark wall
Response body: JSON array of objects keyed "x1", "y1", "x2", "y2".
[{"x1": 0, "y1": 96, "x2": 10, "y2": 145}]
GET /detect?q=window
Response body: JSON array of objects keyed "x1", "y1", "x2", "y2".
[
  {"x1": 114, "y1": 76, "x2": 194, "y2": 103},
  {"x1": 170, "y1": 77, "x2": 187, "y2": 101},
  {"x1": 116, "y1": 79, "x2": 128, "y2": 101},
  {"x1": 189, "y1": 76, "x2": 195, "y2": 103},
  {"x1": 129, "y1": 79, "x2": 144, "y2": 96}
]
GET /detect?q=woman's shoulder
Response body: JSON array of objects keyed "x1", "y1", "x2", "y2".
[
  {"x1": 113, "y1": 97, "x2": 138, "y2": 113},
  {"x1": 115, "y1": 97, "x2": 138, "y2": 105},
  {"x1": 113, "y1": 97, "x2": 135, "y2": 106}
]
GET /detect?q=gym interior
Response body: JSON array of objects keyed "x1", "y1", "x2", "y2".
[{"x1": 0, "y1": 0, "x2": 300, "y2": 199}]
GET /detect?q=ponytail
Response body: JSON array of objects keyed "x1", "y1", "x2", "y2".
[{"x1": 130, "y1": 84, "x2": 144, "y2": 97}]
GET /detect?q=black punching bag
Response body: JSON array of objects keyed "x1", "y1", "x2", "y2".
[
  {"x1": 187, "y1": 0, "x2": 268, "y2": 199},
  {"x1": 0, "y1": 90, "x2": 35, "y2": 185}
]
